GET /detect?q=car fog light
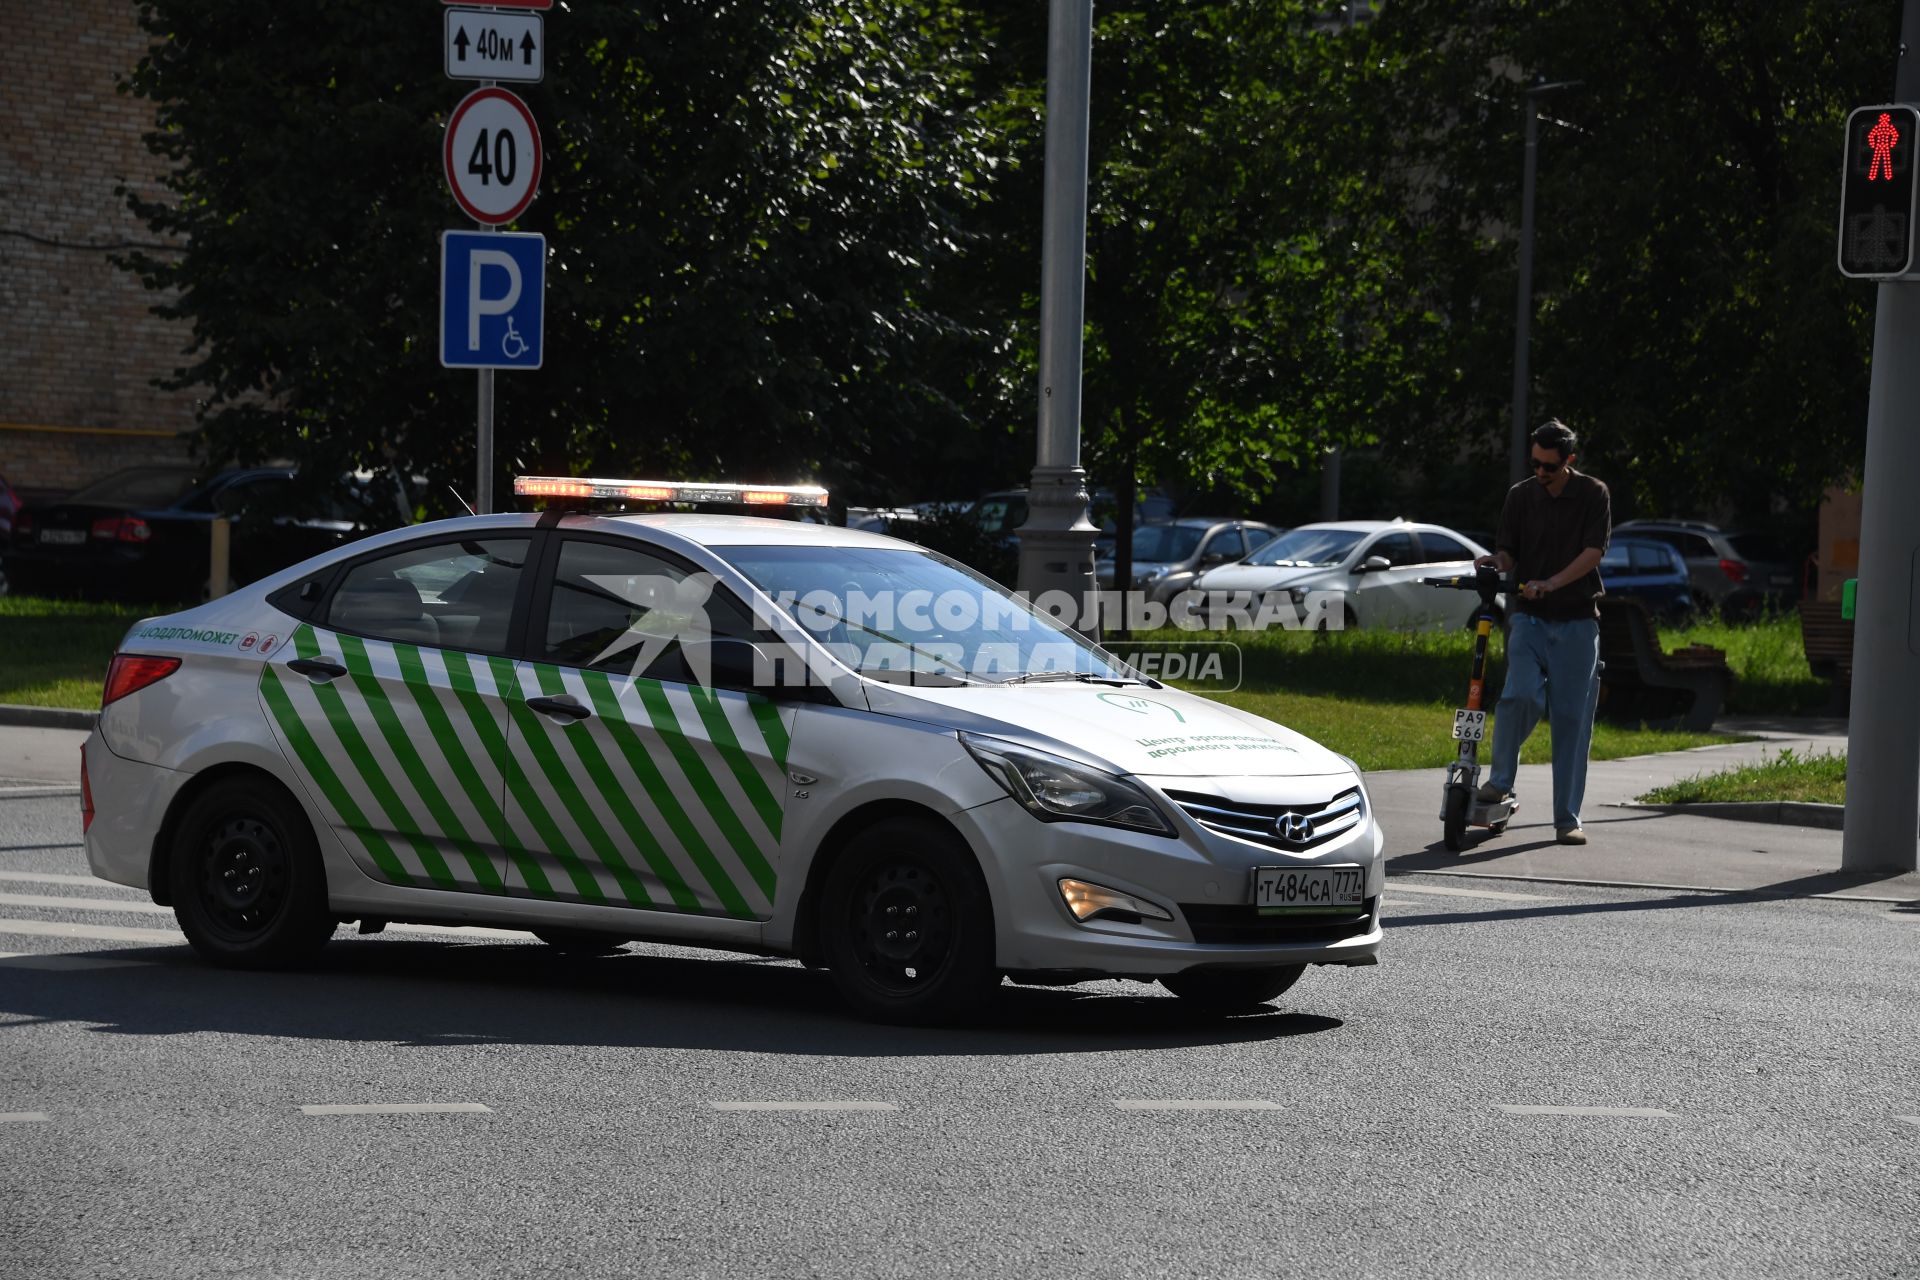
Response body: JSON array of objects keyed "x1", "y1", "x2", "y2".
[{"x1": 1058, "y1": 878, "x2": 1173, "y2": 924}]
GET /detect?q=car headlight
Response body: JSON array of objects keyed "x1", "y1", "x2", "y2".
[{"x1": 960, "y1": 733, "x2": 1174, "y2": 836}]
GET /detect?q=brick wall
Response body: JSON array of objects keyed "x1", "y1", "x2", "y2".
[{"x1": 1, "y1": 0, "x2": 195, "y2": 494}]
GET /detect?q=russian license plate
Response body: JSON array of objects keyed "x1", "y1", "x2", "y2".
[
  {"x1": 1452, "y1": 708, "x2": 1486, "y2": 741},
  {"x1": 39, "y1": 529, "x2": 85, "y2": 546},
  {"x1": 1253, "y1": 865, "x2": 1366, "y2": 915}
]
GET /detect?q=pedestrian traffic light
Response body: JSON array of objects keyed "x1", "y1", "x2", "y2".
[{"x1": 1838, "y1": 104, "x2": 1920, "y2": 278}]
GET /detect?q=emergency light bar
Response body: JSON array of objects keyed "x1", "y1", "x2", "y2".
[{"x1": 512, "y1": 475, "x2": 829, "y2": 508}]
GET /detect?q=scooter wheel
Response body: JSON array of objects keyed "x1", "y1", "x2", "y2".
[{"x1": 1442, "y1": 786, "x2": 1470, "y2": 852}]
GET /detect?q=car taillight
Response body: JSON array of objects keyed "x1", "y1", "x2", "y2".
[
  {"x1": 90, "y1": 516, "x2": 152, "y2": 543},
  {"x1": 1718, "y1": 558, "x2": 1747, "y2": 584},
  {"x1": 81, "y1": 746, "x2": 95, "y2": 834},
  {"x1": 101, "y1": 654, "x2": 181, "y2": 707}
]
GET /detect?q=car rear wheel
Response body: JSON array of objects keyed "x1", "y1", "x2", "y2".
[
  {"x1": 532, "y1": 928, "x2": 628, "y2": 955},
  {"x1": 820, "y1": 816, "x2": 997, "y2": 1025},
  {"x1": 1161, "y1": 965, "x2": 1306, "y2": 1011},
  {"x1": 170, "y1": 777, "x2": 335, "y2": 969}
]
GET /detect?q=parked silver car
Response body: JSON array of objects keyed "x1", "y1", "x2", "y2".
[{"x1": 1096, "y1": 518, "x2": 1280, "y2": 604}]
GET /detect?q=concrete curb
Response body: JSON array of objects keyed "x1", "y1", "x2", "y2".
[
  {"x1": 0, "y1": 704, "x2": 96, "y2": 731},
  {"x1": 1614, "y1": 801, "x2": 1846, "y2": 830}
]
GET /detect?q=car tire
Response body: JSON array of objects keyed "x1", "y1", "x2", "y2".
[
  {"x1": 170, "y1": 777, "x2": 335, "y2": 969},
  {"x1": 820, "y1": 816, "x2": 997, "y2": 1025},
  {"x1": 532, "y1": 928, "x2": 629, "y2": 955},
  {"x1": 1161, "y1": 965, "x2": 1305, "y2": 1011}
]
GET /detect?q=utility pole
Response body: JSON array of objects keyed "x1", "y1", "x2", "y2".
[
  {"x1": 1841, "y1": 0, "x2": 1920, "y2": 873},
  {"x1": 1509, "y1": 78, "x2": 1579, "y2": 486},
  {"x1": 1016, "y1": 0, "x2": 1100, "y2": 625}
]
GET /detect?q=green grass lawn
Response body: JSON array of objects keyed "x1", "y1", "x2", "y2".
[
  {"x1": 0, "y1": 596, "x2": 159, "y2": 710},
  {"x1": 1636, "y1": 747, "x2": 1847, "y2": 806}
]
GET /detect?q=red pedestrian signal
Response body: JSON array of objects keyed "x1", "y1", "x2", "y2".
[{"x1": 1839, "y1": 104, "x2": 1920, "y2": 278}]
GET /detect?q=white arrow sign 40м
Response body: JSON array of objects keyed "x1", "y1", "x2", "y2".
[
  {"x1": 443, "y1": 87, "x2": 542, "y2": 225},
  {"x1": 445, "y1": 9, "x2": 543, "y2": 83}
]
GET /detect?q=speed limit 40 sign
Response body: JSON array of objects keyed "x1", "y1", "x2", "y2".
[{"x1": 444, "y1": 87, "x2": 542, "y2": 225}]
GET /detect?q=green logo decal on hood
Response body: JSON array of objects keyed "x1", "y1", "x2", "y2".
[{"x1": 1096, "y1": 692, "x2": 1187, "y2": 722}]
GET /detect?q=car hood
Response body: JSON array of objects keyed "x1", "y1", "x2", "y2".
[
  {"x1": 860, "y1": 680, "x2": 1353, "y2": 778},
  {"x1": 1194, "y1": 563, "x2": 1342, "y2": 592}
]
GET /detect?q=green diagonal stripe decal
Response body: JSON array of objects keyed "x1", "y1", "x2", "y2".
[
  {"x1": 584, "y1": 670, "x2": 751, "y2": 918},
  {"x1": 493, "y1": 656, "x2": 607, "y2": 903},
  {"x1": 529, "y1": 664, "x2": 655, "y2": 909},
  {"x1": 635, "y1": 678, "x2": 776, "y2": 902},
  {"x1": 261, "y1": 662, "x2": 412, "y2": 886},
  {"x1": 340, "y1": 635, "x2": 503, "y2": 894},
  {"x1": 686, "y1": 685, "x2": 783, "y2": 839},
  {"x1": 575, "y1": 673, "x2": 705, "y2": 912},
  {"x1": 293, "y1": 626, "x2": 455, "y2": 888},
  {"x1": 444, "y1": 651, "x2": 553, "y2": 898},
  {"x1": 748, "y1": 698, "x2": 790, "y2": 772}
]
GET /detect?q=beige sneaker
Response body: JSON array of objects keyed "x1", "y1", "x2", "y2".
[
  {"x1": 1556, "y1": 826, "x2": 1588, "y2": 845},
  {"x1": 1474, "y1": 782, "x2": 1510, "y2": 804}
]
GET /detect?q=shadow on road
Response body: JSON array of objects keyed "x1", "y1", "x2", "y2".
[{"x1": 0, "y1": 941, "x2": 1344, "y2": 1055}]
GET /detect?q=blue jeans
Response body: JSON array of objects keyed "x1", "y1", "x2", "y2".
[{"x1": 1487, "y1": 614, "x2": 1601, "y2": 830}]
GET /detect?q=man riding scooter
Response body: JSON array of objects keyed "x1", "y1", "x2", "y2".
[{"x1": 1471, "y1": 420, "x2": 1613, "y2": 846}]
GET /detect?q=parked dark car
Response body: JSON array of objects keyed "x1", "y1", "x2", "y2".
[
  {"x1": 1612, "y1": 519, "x2": 1799, "y2": 616},
  {"x1": 8, "y1": 466, "x2": 403, "y2": 602},
  {"x1": 1095, "y1": 517, "x2": 1282, "y2": 604},
  {"x1": 1598, "y1": 537, "x2": 1694, "y2": 620}
]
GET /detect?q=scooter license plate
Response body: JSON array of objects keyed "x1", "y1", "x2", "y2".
[
  {"x1": 1452, "y1": 709, "x2": 1486, "y2": 741},
  {"x1": 1252, "y1": 866, "x2": 1366, "y2": 915}
]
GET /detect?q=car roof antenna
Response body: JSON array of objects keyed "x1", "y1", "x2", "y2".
[{"x1": 448, "y1": 486, "x2": 476, "y2": 516}]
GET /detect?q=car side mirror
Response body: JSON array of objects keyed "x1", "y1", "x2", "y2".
[
  {"x1": 1201, "y1": 551, "x2": 1231, "y2": 566},
  {"x1": 1353, "y1": 555, "x2": 1391, "y2": 574}
]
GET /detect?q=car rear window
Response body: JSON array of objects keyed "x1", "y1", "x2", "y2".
[
  {"x1": 1729, "y1": 533, "x2": 1789, "y2": 561},
  {"x1": 65, "y1": 468, "x2": 200, "y2": 508}
]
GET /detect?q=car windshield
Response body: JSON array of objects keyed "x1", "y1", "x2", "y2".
[
  {"x1": 64, "y1": 468, "x2": 200, "y2": 509},
  {"x1": 713, "y1": 545, "x2": 1134, "y2": 684},
  {"x1": 1128, "y1": 525, "x2": 1206, "y2": 563},
  {"x1": 1243, "y1": 528, "x2": 1365, "y2": 568}
]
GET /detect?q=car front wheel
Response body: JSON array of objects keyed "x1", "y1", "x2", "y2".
[
  {"x1": 170, "y1": 777, "x2": 335, "y2": 969},
  {"x1": 820, "y1": 816, "x2": 997, "y2": 1025}
]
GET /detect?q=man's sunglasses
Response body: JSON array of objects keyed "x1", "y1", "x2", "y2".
[{"x1": 1530, "y1": 457, "x2": 1565, "y2": 474}]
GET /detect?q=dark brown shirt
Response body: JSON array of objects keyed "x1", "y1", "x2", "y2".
[{"x1": 1496, "y1": 470, "x2": 1611, "y2": 620}]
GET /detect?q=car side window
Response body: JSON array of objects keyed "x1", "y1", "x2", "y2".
[
  {"x1": 1417, "y1": 532, "x2": 1473, "y2": 564},
  {"x1": 326, "y1": 538, "x2": 528, "y2": 653},
  {"x1": 1674, "y1": 533, "x2": 1714, "y2": 559},
  {"x1": 542, "y1": 538, "x2": 758, "y2": 681},
  {"x1": 1244, "y1": 526, "x2": 1276, "y2": 552},
  {"x1": 1630, "y1": 544, "x2": 1671, "y2": 573},
  {"x1": 1202, "y1": 529, "x2": 1245, "y2": 562},
  {"x1": 1370, "y1": 532, "x2": 1417, "y2": 567}
]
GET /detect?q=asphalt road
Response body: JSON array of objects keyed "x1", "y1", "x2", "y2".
[{"x1": 4, "y1": 788, "x2": 1918, "y2": 1279}]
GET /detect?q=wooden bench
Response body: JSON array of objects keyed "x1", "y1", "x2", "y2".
[
  {"x1": 1798, "y1": 599, "x2": 1854, "y2": 688},
  {"x1": 1595, "y1": 596, "x2": 1732, "y2": 731}
]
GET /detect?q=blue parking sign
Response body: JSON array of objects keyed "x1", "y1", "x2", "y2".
[{"x1": 440, "y1": 230, "x2": 544, "y2": 369}]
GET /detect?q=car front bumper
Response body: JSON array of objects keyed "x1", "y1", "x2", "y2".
[{"x1": 951, "y1": 789, "x2": 1384, "y2": 980}]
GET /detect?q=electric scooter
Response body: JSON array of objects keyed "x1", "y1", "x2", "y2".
[{"x1": 1421, "y1": 565, "x2": 1520, "y2": 851}]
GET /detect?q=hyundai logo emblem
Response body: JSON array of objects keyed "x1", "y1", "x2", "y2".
[{"x1": 1275, "y1": 813, "x2": 1315, "y2": 844}]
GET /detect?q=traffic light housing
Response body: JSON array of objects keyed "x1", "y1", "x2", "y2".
[{"x1": 1839, "y1": 104, "x2": 1920, "y2": 278}]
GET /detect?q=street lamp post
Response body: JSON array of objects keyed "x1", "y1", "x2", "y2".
[
  {"x1": 1509, "y1": 78, "x2": 1580, "y2": 487},
  {"x1": 1016, "y1": 0, "x2": 1101, "y2": 624}
]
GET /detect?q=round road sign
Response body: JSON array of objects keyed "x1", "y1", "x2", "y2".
[{"x1": 444, "y1": 87, "x2": 543, "y2": 225}]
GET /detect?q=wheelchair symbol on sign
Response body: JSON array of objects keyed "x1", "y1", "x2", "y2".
[{"x1": 502, "y1": 317, "x2": 529, "y2": 360}]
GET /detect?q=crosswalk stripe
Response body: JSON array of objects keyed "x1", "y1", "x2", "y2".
[
  {"x1": 1498, "y1": 1105, "x2": 1676, "y2": 1117},
  {"x1": 0, "y1": 892, "x2": 167, "y2": 915},
  {"x1": 0, "y1": 1112, "x2": 52, "y2": 1123},
  {"x1": 0, "y1": 919, "x2": 183, "y2": 944},
  {"x1": 0, "y1": 871, "x2": 121, "y2": 888}
]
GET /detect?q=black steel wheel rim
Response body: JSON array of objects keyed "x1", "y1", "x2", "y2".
[
  {"x1": 847, "y1": 856, "x2": 955, "y2": 994},
  {"x1": 195, "y1": 812, "x2": 291, "y2": 943}
]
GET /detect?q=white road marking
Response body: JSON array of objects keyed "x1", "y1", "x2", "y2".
[
  {"x1": 0, "y1": 1112, "x2": 52, "y2": 1122},
  {"x1": 1896, "y1": 1116, "x2": 1920, "y2": 1128},
  {"x1": 299, "y1": 1103, "x2": 492, "y2": 1116},
  {"x1": 1386, "y1": 882, "x2": 1559, "y2": 902},
  {"x1": 0, "y1": 871, "x2": 116, "y2": 888},
  {"x1": 1111, "y1": 1100, "x2": 1283, "y2": 1111},
  {"x1": 0, "y1": 919, "x2": 184, "y2": 945},
  {"x1": 1498, "y1": 1105, "x2": 1676, "y2": 1118},
  {"x1": 709, "y1": 1101, "x2": 899, "y2": 1112},
  {"x1": 385, "y1": 923, "x2": 530, "y2": 941},
  {"x1": 0, "y1": 892, "x2": 168, "y2": 915}
]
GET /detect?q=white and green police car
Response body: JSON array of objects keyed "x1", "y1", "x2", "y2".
[{"x1": 82, "y1": 477, "x2": 1383, "y2": 1022}]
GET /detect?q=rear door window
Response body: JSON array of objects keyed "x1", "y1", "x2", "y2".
[{"x1": 327, "y1": 538, "x2": 529, "y2": 653}]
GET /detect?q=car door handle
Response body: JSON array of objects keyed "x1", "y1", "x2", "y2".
[
  {"x1": 525, "y1": 695, "x2": 592, "y2": 722},
  {"x1": 287, "y1": 658, "x2": 348, "y2": 681}
]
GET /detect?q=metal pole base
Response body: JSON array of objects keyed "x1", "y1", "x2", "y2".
[{"x1": 1015, "y1": 464, "x2": 1100, "y2": 632}]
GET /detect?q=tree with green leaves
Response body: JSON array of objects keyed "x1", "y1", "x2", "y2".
[{"x1": 121, "y1": 0, "x2": 1013, "y2": 513}]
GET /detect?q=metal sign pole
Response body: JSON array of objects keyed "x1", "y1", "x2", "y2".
[
  {"x1": 1841, "y1": 0, "x2": 1920, "y2": 872},
  {"x1": 477, "y1": 365, "x2": 494, "y2": 515}
]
